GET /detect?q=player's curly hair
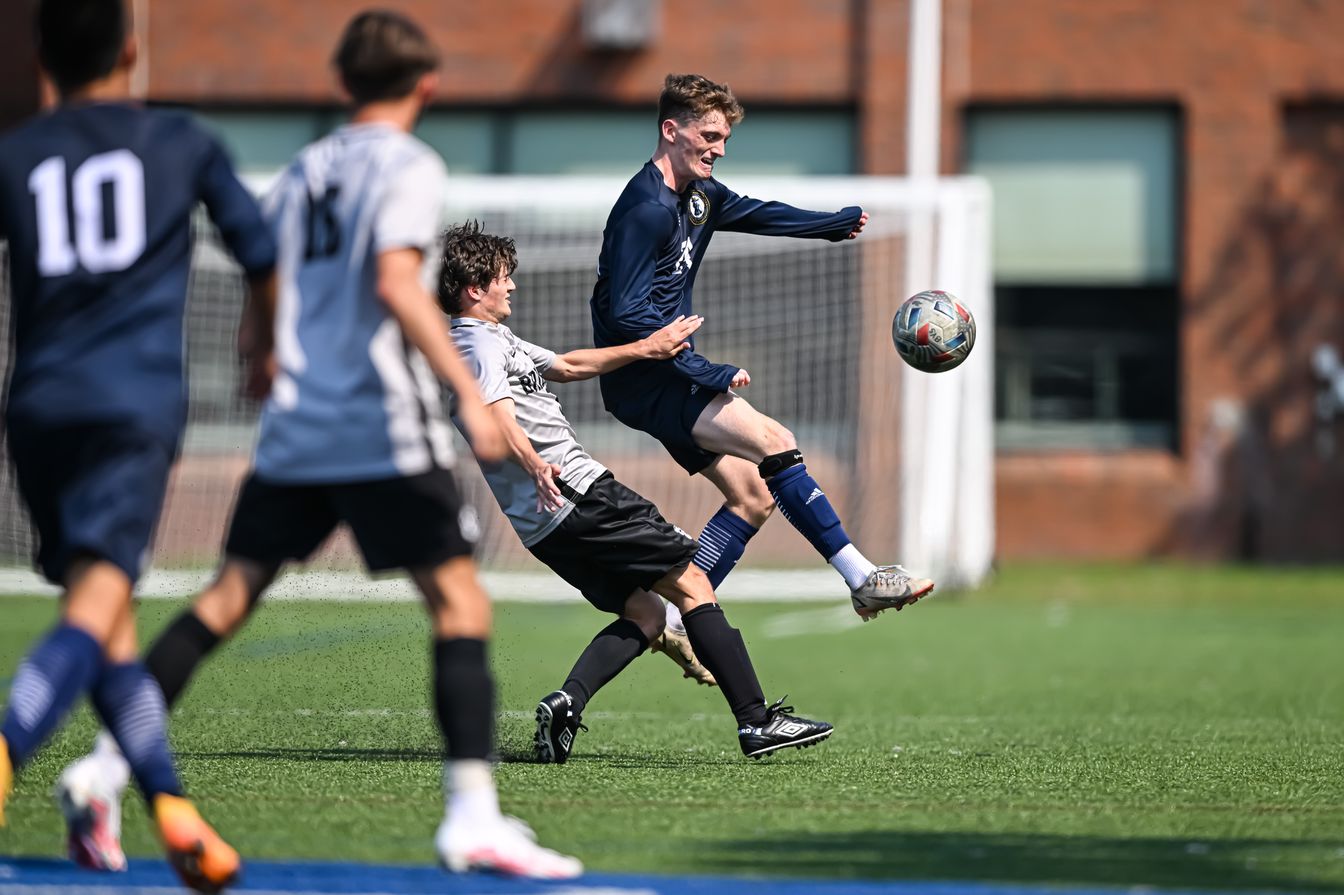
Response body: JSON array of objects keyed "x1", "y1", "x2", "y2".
[
  {"x1": 333, "y1": 10, "x2": 439, "y2": 105},
  {"x1": 657, "y1": 73, "x2": 744, "y2": 129},
  {"x1": 437, "y1": 221, "x2": 518, "y2": 314}
]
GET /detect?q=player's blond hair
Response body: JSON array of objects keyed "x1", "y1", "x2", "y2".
[{"x1": 657, "y1": 73, "x2": 744, "y2": 129}]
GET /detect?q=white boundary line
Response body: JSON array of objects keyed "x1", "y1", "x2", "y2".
[{"x1": 0, "y1": 568, "x2": 841, "y2": 603}]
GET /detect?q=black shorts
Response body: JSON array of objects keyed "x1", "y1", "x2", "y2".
[
  {"x1": 528, "y1": 473, "x2": 699, "y2": 613},
  {"x1": 7, "y1": 420, "x2": 175, "y2": 584},
  {"x1": 601, "y1": 369, "x2": 720, "y2": 475},
  {"x1": 224, "y1": 468, "x2": 476, "y2": 572}
]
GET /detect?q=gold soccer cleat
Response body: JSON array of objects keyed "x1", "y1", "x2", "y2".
[{"x1": 649, "y1": 627, "x2": 716, "y2": 686}]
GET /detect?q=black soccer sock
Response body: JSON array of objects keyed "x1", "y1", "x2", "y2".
[
  {"x1": 144, "y1": 610, "x2": 222, "y2": 708},
  {"x1": 561, "y1": 619, "x2": 649, "y2": 715},
  {"x1": 433, "y1": 638, "x2": 495, "y2": 761},
  {"x1": 681, "y1": 603, "x2": 769, "y2": 727}
]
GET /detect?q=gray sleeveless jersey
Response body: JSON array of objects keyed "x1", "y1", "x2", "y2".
[
  {"x1": 255, "y1": 123, "x2": 455, "y2": 483},
  {"x1": 450, "y1": 317, "x2": 607, "y2": 546}
]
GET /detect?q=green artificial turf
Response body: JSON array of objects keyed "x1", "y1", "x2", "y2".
[{"x1": 1, "y1": 563, "x2": 1342, "y2": 890}]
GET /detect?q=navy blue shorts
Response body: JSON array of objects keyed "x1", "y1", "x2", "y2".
[
  {"x1": 7, "y1": 420, "x2": 176, "y2": 584},
  {"x1": 600, "y1": 370, "x2": 720, "y2": 474}
]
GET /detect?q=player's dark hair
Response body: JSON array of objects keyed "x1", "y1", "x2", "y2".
[
  {"x1": 333, "y1": 10, "x2": 440, "y2": 105},
  {"x1": 657, "y1": 73, "x2": 744, "y2": 129},
  {"x1": 437, "y1": 221, "x2": 518, "y2": 315},
  {"x1": 35, "y1": 0, "x2": 129, "y2": 94}
]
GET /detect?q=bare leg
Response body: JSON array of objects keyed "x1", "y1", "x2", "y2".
[{"x1": 690, "y1": 392, "x2": 932, "y2": 614}]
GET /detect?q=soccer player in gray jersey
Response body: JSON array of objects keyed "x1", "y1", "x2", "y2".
[
  {"x1": 54, "y1": 11, "x2": 581, "y2": 880},
  {"x1": 442, "y1": 221, "x2": 833, "y2": 763}
]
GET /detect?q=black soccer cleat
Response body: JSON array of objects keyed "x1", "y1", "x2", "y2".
[
  {"x1": 534, "y1": 690, "x2": 586, "y2": 764},
  {"x1": 738, "y1": 696, "x2": 834, "y2": 759}
]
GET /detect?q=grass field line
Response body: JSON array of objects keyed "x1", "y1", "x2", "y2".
[{"x1": 0, "y1": 567, "x2": 843, "y2": 602}]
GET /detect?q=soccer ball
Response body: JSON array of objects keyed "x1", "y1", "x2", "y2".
[{"x1": 892, "y1": 290, "x2": 976, "y2": 373}]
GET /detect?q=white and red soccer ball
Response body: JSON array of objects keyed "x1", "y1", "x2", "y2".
[{"x1": 892, "y1": 290, "x2": 976, "y2": 373}]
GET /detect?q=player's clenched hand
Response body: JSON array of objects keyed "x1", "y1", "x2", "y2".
[
  {"x1": 731, "y1": 368, "x2": 751, "y2": 388},
  {"x1": 845, "y1": 211, "x2": 869, "y2": 240},
  {"x1": 531, "y1": 460, "x2": 564, "y2": 512},
  {"x1": 643, "y1": 314, "x2": 703, "y2": 359}
]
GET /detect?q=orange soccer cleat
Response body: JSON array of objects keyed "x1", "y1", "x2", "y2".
[
  {"x1": 153, "y1": 794, "x2": 240, "y2": 894},
  {"x1": 0, "y1": 734, "x2": 12, "y2": 827}
]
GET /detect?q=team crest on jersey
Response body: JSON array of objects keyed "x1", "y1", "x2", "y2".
[{"x1": 687, "y1": 189, "x2": 710, "y2": 226}]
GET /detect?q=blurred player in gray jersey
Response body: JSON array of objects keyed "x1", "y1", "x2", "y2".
[
  {"x1": 56, "y1": 11, "x2": 581, "y2": 880},
  {"x1": 442, "y1": 221, "x2": 833, "y2": 763}
]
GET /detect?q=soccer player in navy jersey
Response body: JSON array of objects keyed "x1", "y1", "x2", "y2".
[
  {"x1": 591, "y1": 73, "x2": 936, "y2": 631},
  {"x1": 54, "y1": 10, "x2": 581, "y2": 881},
  {"x1": 0, "y1": 0, "x2": 272, "y2": 889}
]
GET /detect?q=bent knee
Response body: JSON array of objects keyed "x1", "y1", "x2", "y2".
[
  {"x1": 622, "y1": 590, "x2": 666, "y2": 641},
  {"x1": 761, "y1": 420, "x2": 797, "y2": 455},
  {"x1": 193, "y1": 584, "x2": 254, "y2": 637},
  {"x1": 728, "y1": 491, "x2": 776, "y2": 528}
]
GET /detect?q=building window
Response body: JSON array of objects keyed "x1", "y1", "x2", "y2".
[
  {"x1": 191, "y1": 107, "x2": 856, "y2": 178},
  {"x1": 965, "y1": 106, "x2": 1181, "y2": 450}
]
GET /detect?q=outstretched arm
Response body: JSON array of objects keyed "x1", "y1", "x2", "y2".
[
  {"x1": 487, "y1": 398, "x2": 564, "y2": 512},
  {"x1": 716, "y1": 185, "x2": 866, "y2": 241},
  {"x1": 545, "y1": 315, "x2": 702, "y2": 382}
]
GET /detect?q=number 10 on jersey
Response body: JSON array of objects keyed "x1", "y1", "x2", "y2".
[{"x1": 28, "y1": 149, "x2": 147, "y2": 277}]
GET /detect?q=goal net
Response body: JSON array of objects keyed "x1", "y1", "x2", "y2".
[{"x1": 0, "y1": 176, "x2": 993, "y2": 592}]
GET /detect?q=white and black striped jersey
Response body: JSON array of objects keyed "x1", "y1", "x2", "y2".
[
  {"x1": 255, "y1": 123, "x2": 454, "y2": 483},
  {"x1": 451, "y1": 317, "x2": 606, "y2": 546}
]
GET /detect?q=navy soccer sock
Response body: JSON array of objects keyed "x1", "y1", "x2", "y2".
[
  {"x1": 144, "y1": 610, "x2": 222, "y2": 707},
  {"x1": 562, "y1": 619, "x2": 649, "y2": 715},
  {"x1": 0, "y1": 623, "x2": 102, "y2": 767},
  {"x1": 681, "y1": 604, "x2": 768, "y2": 728},
  {"x1": 692, "y1": 507, "x2": 759, "y2": 589},
  {"x1": 766, "y1": 464, "x2": 852, "y2": 560},
  {"x1": 433, "y1": 639, "x2": 495, "y2": 761},
  {"x1": 90, "y1": 662, "x2": 183, "y2": 801}
]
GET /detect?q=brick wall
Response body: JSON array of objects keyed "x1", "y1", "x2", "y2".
[{"x1": 144, "y1": 0, "x2": 858, "y2": 105}]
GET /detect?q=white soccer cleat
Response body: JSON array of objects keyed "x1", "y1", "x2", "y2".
[
  {"x1": 436, "y1": 815, "x2": 583, "y2": 879},
  {"x1": 649, "y1": 627, "x2": 716, "y2": 686},
  {"x1": 850, "y1": 565, "x2": 935, "y2": 621},
  {"x1": 54, "y1": 756, "x2": 129, "y2": 872}
]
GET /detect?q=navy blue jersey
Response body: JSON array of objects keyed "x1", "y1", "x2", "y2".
[
  {"x1": 0, "y1": 102, "x2": 275, "y2": 446},
  {"x1": 590, "y1": 161, "x2": 862, "y2": 397}
]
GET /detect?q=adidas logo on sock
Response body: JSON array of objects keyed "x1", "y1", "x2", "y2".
[{"x1": 805, "y1": 488, "x2": 824, "y2": 505}]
